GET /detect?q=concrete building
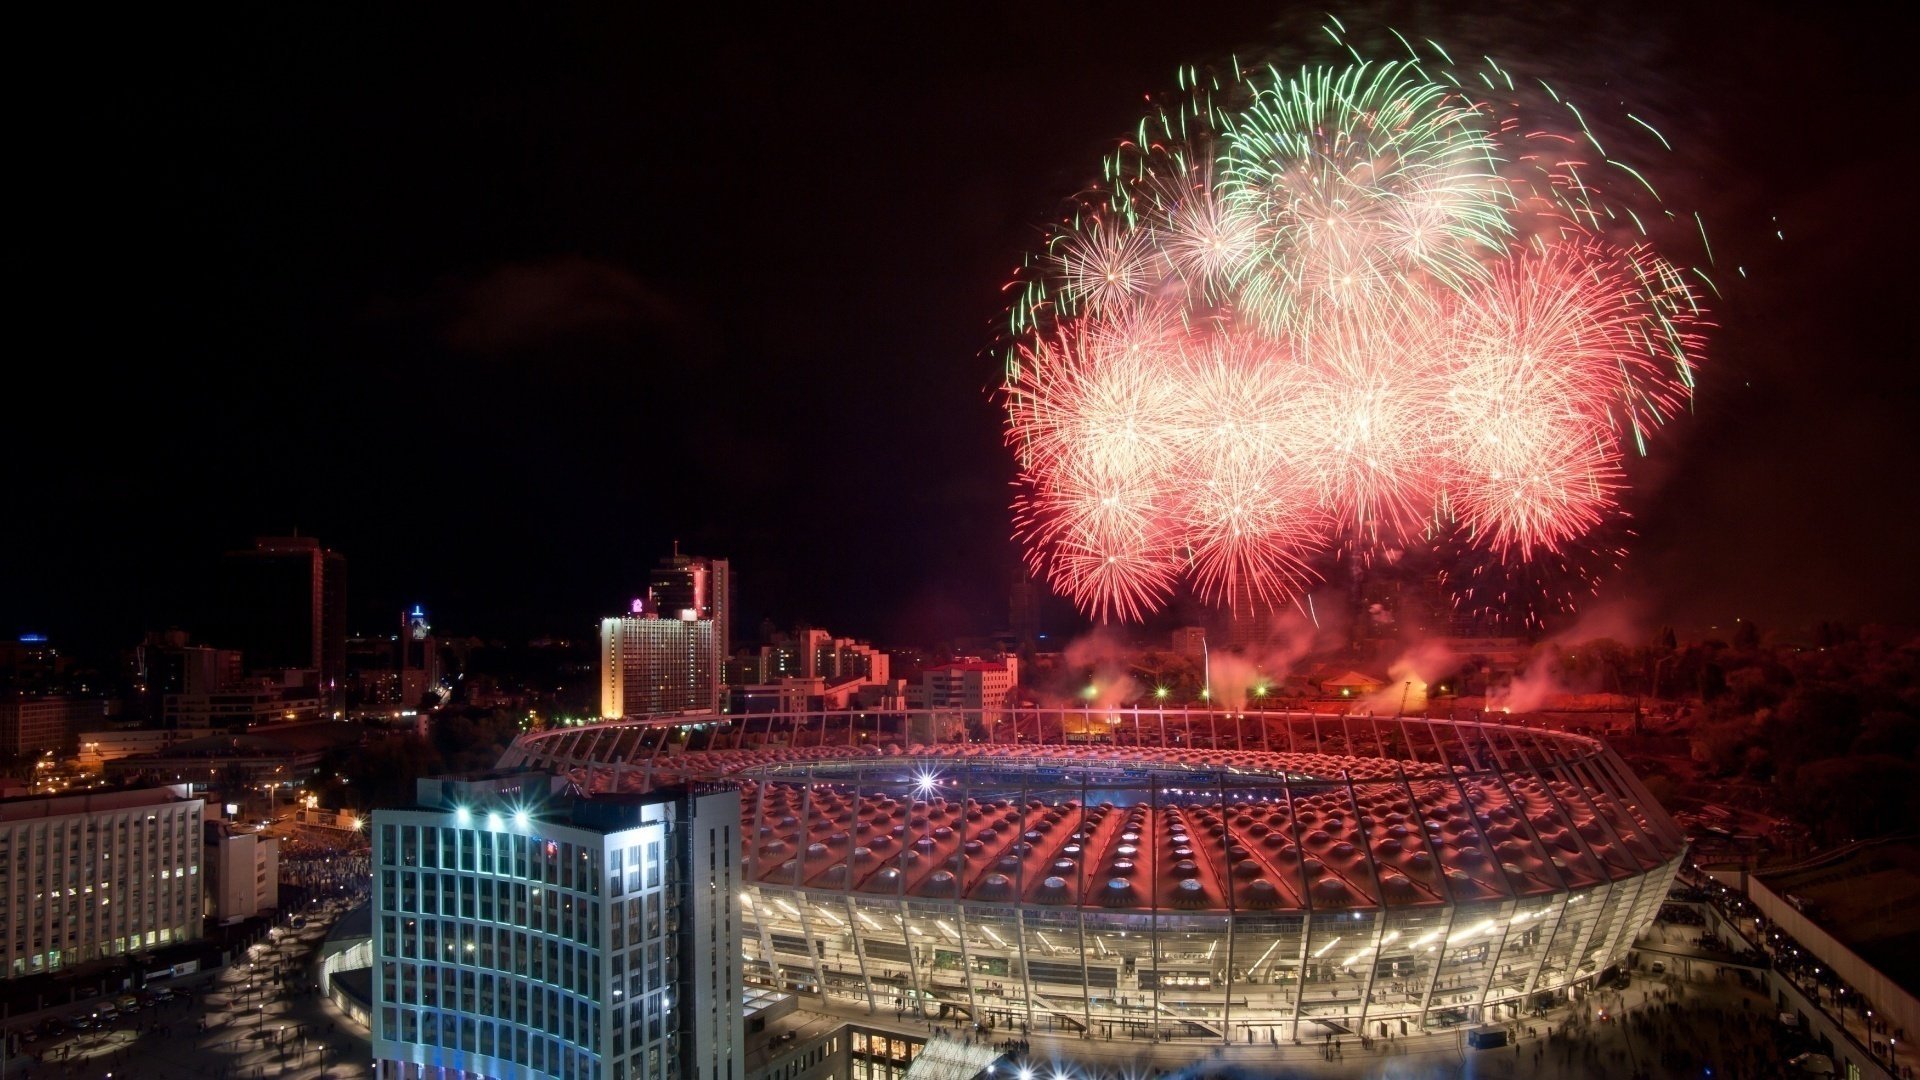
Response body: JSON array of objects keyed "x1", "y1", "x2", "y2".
[
  {"x1": 204, "y1": 818, "x2": 280, "y2": 923},
  {"x1": 77, "y1": 727, "x2": 218, "y2": 771},
  {"x1": 0, "y1": 786, "x2": 204, "y2": 977},
  {"x1": 371, "y1": 770, "x2": 742, "y2": 1080},
  {"x1": 0, "y1": 693, "x2": 101, "y2": 755},
  {"x1": 102, "y1": 720, "x2": 363, "y2": 790},
  {"x1": 1171, "y1": 627, "x2": 1207, "y2": 658},
  {"x1": 747, "y1": 630, "x2": 889, "y2": 687},
  {"x1": 602, "y1": 611, "x2": 721, "y2": 719},
  {"x1": 906, "y1": 658, "x2": 1018, "y2": 735},
  {"x1": 163, "y1": 675, "x2": 324, "y2": 728}
]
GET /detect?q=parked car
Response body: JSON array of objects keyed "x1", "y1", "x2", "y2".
[{"x1": 116, "y1": 994, "x2": 139, "y2": 1011}]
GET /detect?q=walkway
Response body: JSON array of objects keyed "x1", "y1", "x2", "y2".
[{"x1": 7, "y1": 899, "x2": 371, "y2": 1080}]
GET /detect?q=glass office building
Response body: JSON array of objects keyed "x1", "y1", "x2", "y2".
[{"x1": 372, "y1": 772, "x2": 741, "y2": 1080}]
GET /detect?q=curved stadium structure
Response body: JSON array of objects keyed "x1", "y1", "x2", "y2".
[{"x1": 500, "y1": 709, "x2": 1683, "y2": 1041}]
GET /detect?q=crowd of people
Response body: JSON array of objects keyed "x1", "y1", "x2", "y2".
[{"x1": 279, "y1": 846, "x2": 370, "y2": 905}]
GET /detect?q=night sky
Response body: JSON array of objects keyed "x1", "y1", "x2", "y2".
[{"x1": 10, "y1": 2, "x2": 1915, "y2": 654}]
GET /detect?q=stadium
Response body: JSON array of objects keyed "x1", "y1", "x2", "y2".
[{"x1": 500, "y1": 708, "x2": 1683, "y2": 1042}]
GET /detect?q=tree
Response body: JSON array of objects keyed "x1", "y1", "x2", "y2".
[
  {"x1": 1698, "y1": 662, "x2": 1727, "y2": 702},
  {"x1": 1853, "y1": 710, "x2": 1920, "y2": 760},
  {"x1": 1784, "y1": 755, "x2": 1920, "y2": 844}
]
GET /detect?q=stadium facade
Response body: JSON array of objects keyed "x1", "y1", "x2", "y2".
[{"x1": 501, "y1": 708, "x2": 1682, "y2": 1041}]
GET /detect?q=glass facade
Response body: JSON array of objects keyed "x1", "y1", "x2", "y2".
[{"x1": 372, "y1": 781, "x2": 741, "y2": 1080}]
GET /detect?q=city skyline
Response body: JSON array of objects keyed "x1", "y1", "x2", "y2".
[{"x1": 9, "y1": 2, "x2": 1914, "y2": 655}]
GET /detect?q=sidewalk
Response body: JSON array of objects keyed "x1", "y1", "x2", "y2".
[
  {"x1": 11, "y1": 908, "x2": 372, "y2": 1080},
  {"x1": 813, "y1": 970, "x2": 1773, "y2": 1080}
]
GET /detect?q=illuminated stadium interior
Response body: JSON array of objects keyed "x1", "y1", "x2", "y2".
[{"x1": 501, "y1": 709, "x2": 1683, "y2": 1040}]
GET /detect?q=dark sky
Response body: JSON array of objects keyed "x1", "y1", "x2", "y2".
[{"x1": 9, "y1": 2, "x2": 1915, "y2": 654}]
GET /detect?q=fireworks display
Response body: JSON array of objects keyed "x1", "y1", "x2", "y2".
[{"x1": 1003, "y1": 26, "x2": 1709, "y2": 624}]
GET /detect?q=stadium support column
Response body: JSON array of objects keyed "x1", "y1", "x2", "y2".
[
  {"x1": 585, "y1": 728, "x2": 607, "y2": 789},
  {"x1": 896, "y1": 800, "x2": 926, "y2": 1022},
  {"x1": 1282, "y1": 778, "x2": 1312, "y2": 1040},
  {"x1": 956, "y1": 765, "x2": 979, "y2": 1024},
  {"x1": 1150, "y1": 773, "x2": 1163, "y2": 1038},
  {"x1": 749, "y1": 780, "x2": 783, "y2": 991},
  {"x1": 1414, "y1": 902, "x2": 1459, "y2": 1029},
  {"x1": 848, "y1": 765, "x2": 876, "y2": 1014},
  {"x1": 1344, "y1": 772, "x2": 1390, "y2": 1036},
  {"x1": 1220, "y1": 768, "x2": 1236, "y2": 1046},
  {"x1": 1077, "y1": 767, "x2": 1093, "y2": 1037},
  {"x1": 1016, "y1": 768, "x2": 1036, "y2": 1035},
  {"x1": 796, "y1": 765, "x2": 828, "y2": 995}
]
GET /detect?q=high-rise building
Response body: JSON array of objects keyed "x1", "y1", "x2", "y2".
[
  {"x1": 219, "y1": 536, "x2": 348, "y2": 705},
  {"x1": 400, "y1": 605, "x2": 441, "y2": 706},
  {"x1": 742, "y1": 628, "x2": 889, "y2": 687},
  {"x1": 648, "y1": 546, "x2": 729, "y2": 669},
  {"x1": 371, "y1": 770, "x2": 742, "y2": 1080},
  {"x1": 0, "y1": 786, "x2": 204, "y2": 977},
  {"x1": 601, "y1": 611, "x2": 720, "y2": 719},
  {"x1": 600, "y1": 548, "x2": 731, "y2": 720}
]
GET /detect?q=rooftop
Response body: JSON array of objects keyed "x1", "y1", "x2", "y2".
[{"x1": 0, "y1": 785, "x2": 192, "y2": 822}]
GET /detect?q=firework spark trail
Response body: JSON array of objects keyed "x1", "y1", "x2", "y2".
[{"x1": 1003, "y1": 28, "x2": 1709, "y2": 623}]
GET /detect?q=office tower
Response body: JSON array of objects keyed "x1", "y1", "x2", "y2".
[
  {"x1": 0, "y1": 786, "x2": 204, "y2": 977},
  {"x1": 400, "y1": 605, "x2": 441, "y2": 706},
  {"x1": 648, "y1": 547, "x2": 729, "y2": 674},
  {"x1": 371, "y1": 771, "x2": 742, "y2": 1080},
  {"x1": 219, "y1": 536, "x2": 348, "y2": 704}
]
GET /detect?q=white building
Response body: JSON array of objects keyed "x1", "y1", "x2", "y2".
[
  {"x1": 0, "y1": 786, "x2": 204, "y2": 977},
  {"x1": 205, "y1": 820, "x2": 280, "y2": 924},
  {"x1": 372, "y1": 770, "x2": 742, "y2": 1080},
  {"x1": 601, "y1": 610, "x2": 721, "y2": 719},
  {"x1": 907, "y1": 658, "x2": 1019, "y2": 737}
]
